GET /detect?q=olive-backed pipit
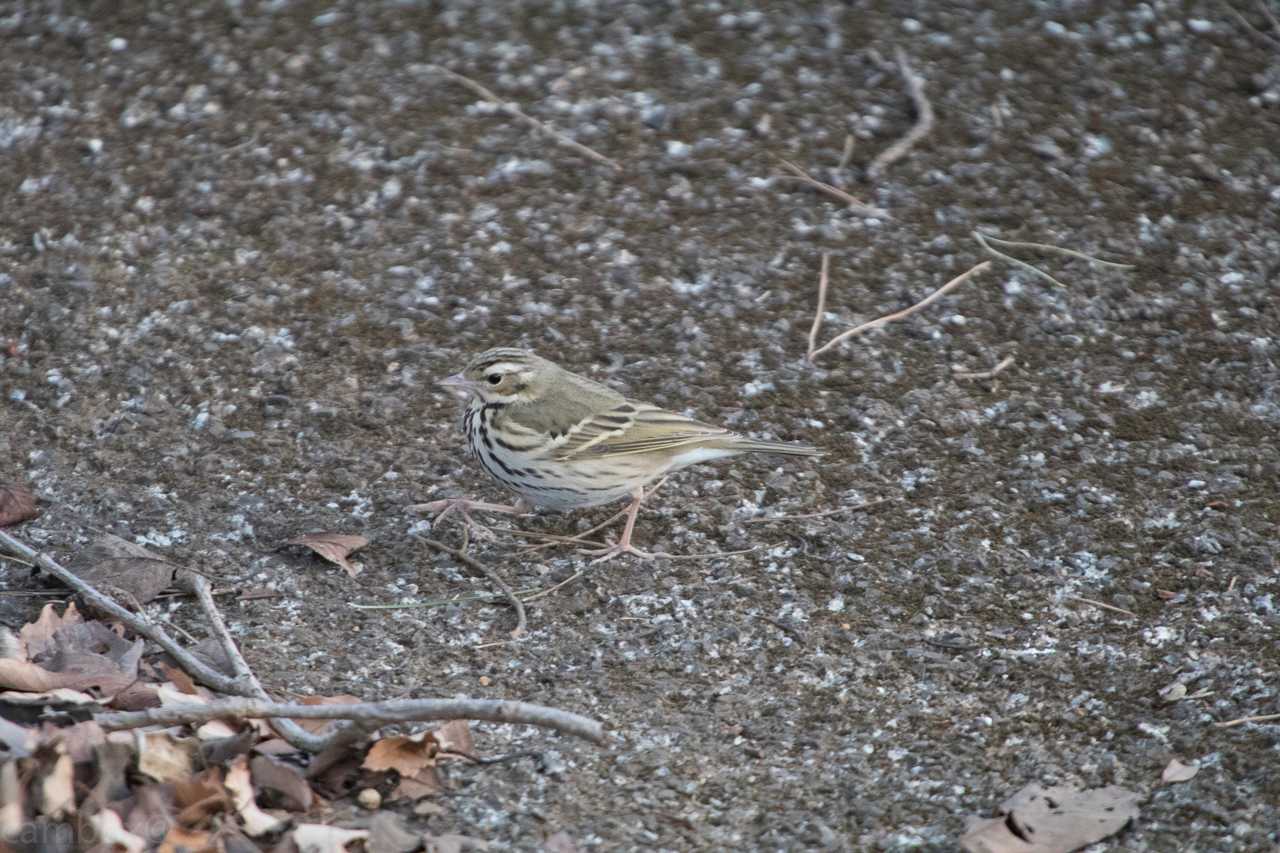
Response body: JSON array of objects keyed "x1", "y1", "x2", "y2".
[{"x1": 427, "y1": 347, "x2": 821, "y2": 561}]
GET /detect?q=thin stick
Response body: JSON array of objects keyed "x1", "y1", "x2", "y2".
[
  {"x1": 418, "y1": 536, "x2": 527, "y2": 638},
  {"x1": 1067, "y1": 595, "x2": 1137, "y2": 618},
  {"x1": 93, "y1": 697, "x2": 605, "y2": 744},
  {"x1": 810, "y1": 261, "x2": 991, "y2": 360},
  {"x1": 975, "y1": 233, "x2": 1135, "y2": 269},
  {"x1": 520, "y1": 571, "x2": 585, "y2": 604},
  {"x1": 184, "y1": 575, "x2": 331, "y2": 752},
  {"x1": 757, "y1": 615, "x2": 807, "y2": 645},
  {"x1": 427, "y1": 65, "x2": 621, "y2": 171},
  {"x1": 837, "y1": 134, "x2": 856, "y2": 171},
  {"x1": 1218, "y1": 0, "x2": 1280, "y2": 46},
  {"x1": 952, "y1": 354, "x2": 1017, "y2": 381},
  {"x1": 806, "y1": 253, "x2": 832, "y2": 361},
  {"x1": 743, "y1": 498, "x2": 889, "y2": 524},
  {"x1": 0, "y1": 530, "x2": 244, "y2": 695},
  {"x1": 1215, "y1": 712, "x2": 1280, "y2": 729},
  {"x1": 774, "y1": 156, "x2": 889, "y2": 218},
  {"x1": 867, "y1": 49, "x2": 936, "y2": 180}
]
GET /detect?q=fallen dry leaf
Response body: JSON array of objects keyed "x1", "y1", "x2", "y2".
[
  {"x1": 1161, "y1": 758, "x2": 1200, "y2": 784},
  {"x1": 960, "y1": 783, "x2": 1140, "y2": 853},
  {"x1": 138, "y1": 731, "x2": 199, "y2": 784},
  {"x1": 225, "y1": 754, "x2": 286, "y2": 837},
  {"x1": 285, "y1": 533, "x2": 369, "y2": 578},
  {"x1": 157, "y1": 826, "x2": 213, "y2": 853},
  {"x1": 49, "y1": 719, "x2": 107, "y2": 763},
  {"x1": 91, "y1": 740, "x2": 136, "y2": 803},
  {"x1": 173, "y1": 767, "x2": 230, "y2": 828},
  {"x1": 76, "y1": 533, "x2": 177, "y2": 607},
  {"x1": 391, "y1": 771, "x2": 444, "y2": 802},
  {"x1": 19, "y1": 601, "x2": 84, "y2": 659},
  {"x1": 126, "y1": 784, "x2": 176, "y2": 845},
  {"x1": 36, "y1": 746, "x2": 76, "y2": 819},
  {"x1": 0, "y1": 482, "x2": 39, "y2": 527},
  {"x1": 293, "y1": 823, "x2": 371, "y2": 852},
  {"x1": 0, "y1": 761, "x2": 24, "y2": 836},
  {"x1": 433, "y1": 720, "x2": 474, "y2": 757},
  {"x1": 251, "y1": 754, "x2": 313, "y2": 812},
  {"x1": 363, "y1": 730, "x2": 439, "y2": 776},
  {"x1": 88, "y1": 807, "x2": 147, "y2": 853}
]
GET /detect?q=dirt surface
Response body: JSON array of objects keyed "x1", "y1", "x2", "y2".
[{"x1": 3, "y1": 0, "x2": 1279, "y2": 849}]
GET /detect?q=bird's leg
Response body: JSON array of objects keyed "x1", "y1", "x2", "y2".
[
  {"x1": 409, "y1": 496, "x2": 532, "y2": 541},
  {"x1": 582, "y1": 486, "x2": 655, "y2": 563}
]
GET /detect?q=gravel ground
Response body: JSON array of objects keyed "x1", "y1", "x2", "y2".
[{"x1": 3, "y1": 0, "x2": 1280, "y2": 849}]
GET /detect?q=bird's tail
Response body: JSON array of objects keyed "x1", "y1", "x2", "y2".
[{"x1": 718, "y1": 437, "x2": 824, "y2": 457}]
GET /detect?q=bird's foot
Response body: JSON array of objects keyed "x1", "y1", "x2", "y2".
[{"x1": 409, "y1": 497, "x2": 531, "y2": 541}]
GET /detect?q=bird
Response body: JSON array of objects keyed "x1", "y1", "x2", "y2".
[{"x1": 425, "y1": 347, "x2": 822, "y2": 562}]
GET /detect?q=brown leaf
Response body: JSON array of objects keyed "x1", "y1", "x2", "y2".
[
  {"x1": 91, "y1": 740, "x2": 136, "y2": 803},
  {"x1": 36, "y1": 746, "x2": 76, "y2": 819},
  {"x1": 1161, "y1": 758, "x2": 1200, "y2": 784},
  {"x1": 19, "y1": 601, "x2": 84, "y2": 660},
  {"x1": 49, "y1": 719, "x2": 106, "y2": 763},
  {"x1": 157, "y1": 826, "x2": 214, "y2": 853},
  {"x1": 225, "y1": 754, "x2": 286, "y2": 837},
  {"x1": 960, "y1": 783, "x2": 1141, "y2": 853},
  {"x1": 0, "y1": 617, "x2": 145, "y2": 695},
  {"x1": 76, "y1": 533, "x2": 177, "y2": 607},
  {"x1": 126, "y1": 784, "x2": 176, "y2": 845},
  {"x1": 0, "y1": 482, "x2": 39, "y2": 527},
  {"x1": 285, "y1": 533, "x2": 369, "y2": 578},
  {"x1": 88, "y1": 807, "x2": 147, "y2": 853},
  {"x1": 157, "y1": 661, "x2": 199, "y2": 695},
  {"x1": 138, "y1": 731, "x2": 199, "y2": 784},
  {"x1": 363, "y1": 730, "x2": 439, "y2": 776},
  {"x1": 0, "y1": 761, "x2": 24, "y2": 837},
  {"x1": 251, "y1": 754, "x2": 313, "y2": 812},
  {"x1": 433, "y1": 720, "x2": 473, "y2": 757},
  {"x1": 173, "y1": 767, "x2": 230, "y2": 829},
  {"x1": 391, "y1": 771, "x2": 444, "y2": 802}
]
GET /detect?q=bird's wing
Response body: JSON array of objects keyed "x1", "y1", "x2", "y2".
[{"x1": 554, "y1": 402, "x2": 733, "y2": 460}]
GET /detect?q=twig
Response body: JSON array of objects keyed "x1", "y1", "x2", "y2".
[
  {"x1": 952, "y1": 354, "x2": 1017, "y2": 381},
  {"x1": 1066, "y1": 595, "x2": 1137, "y2": 618},
  {"x1": 774, "y1": 156, "x2": 889, "y2": 218},
  {"x1": 837, "y1": 134, "x2": 856, "y2": 171},
  {"x1": 866, "y1": 48, "x2": 935, "y2": 180},
  {"x1": 1218, "y1": 0, "x2": 1280, "y2": 47},
  {"x1": 974, "y1": 231, "x2": 1134, "y2": 288},
  {"x1": 757, "y1": 615, "x2": 807, "y2": 645},
  {"x1": 0, "y1": 530, "x2": 245, "y2": 695},
  {"x1": 809, "y1": 261, "x2": 991, "y2": 360},
  {"x1": 184, "y1": 575, "x2": 333, "y2": 752},
  {"x1": 417, "y1": 536, "x2": 527, "y2": 638},
  {"x1": 743, "y1": 498, "x2": 889, "y2": 524},
  {"x1": 427, "y1": 64, "x2": 621, "y2": 171},
  {"x1": 1214, "y1": 712, "x2": 1280, "y2": 729},
  {"x1": 806, "y1": 253, "x2": 831, "y2": 361},
  {"x1": 93, "y1": 697, "x2": 605, "y2": 744},
  {"x1": 520, "y1": 571, "x2": 585, "y2": 604}
]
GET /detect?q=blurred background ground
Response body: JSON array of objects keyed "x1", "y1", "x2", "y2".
[{"x1": 2, "y1": 0, "x2": 1279, "y2": 849}]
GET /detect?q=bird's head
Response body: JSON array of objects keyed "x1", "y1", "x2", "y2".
[{"x1": 439, "y1": 347, "x2": 550, "y2": 405}]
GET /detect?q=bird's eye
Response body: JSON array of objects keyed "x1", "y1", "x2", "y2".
[{"x1": 486, "y1": 374, "x2": 502, "y2": 385}]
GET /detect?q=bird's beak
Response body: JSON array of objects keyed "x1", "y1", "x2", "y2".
[{"x1": 438, "y1": 373, "x2": 472, "y2": 393}]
